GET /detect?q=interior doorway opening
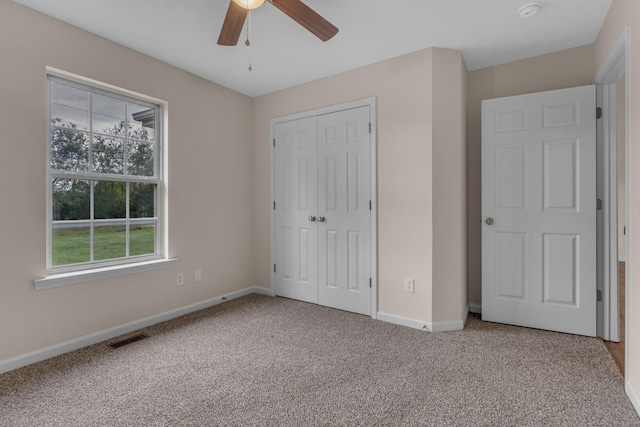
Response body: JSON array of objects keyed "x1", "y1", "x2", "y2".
[{"x1": 594, "y1": 29, "x2": 628, "y2": 375}]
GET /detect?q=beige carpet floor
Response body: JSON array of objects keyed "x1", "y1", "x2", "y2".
[{"x1": 0, "y1": 294, "x2": 638, "y2": 426}]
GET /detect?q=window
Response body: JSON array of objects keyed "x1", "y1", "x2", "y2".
[{"x1": 45, "y1": 73, "x2": 167, "y2": 279}]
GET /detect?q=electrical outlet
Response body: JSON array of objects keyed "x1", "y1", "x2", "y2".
[
  {"x1": 176, "y1": 272, "x2": 184, "y2": 286},
  {"x1": 404, "y1": 277, "x2": 415, "y2": 293},
  {"x1": 195, "y1": 269, "x2": 202, "y2": 283}
]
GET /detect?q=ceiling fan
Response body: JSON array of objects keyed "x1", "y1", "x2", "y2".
[{"x1": 218, "y1": 0, "x2": 339, "y2": 46}]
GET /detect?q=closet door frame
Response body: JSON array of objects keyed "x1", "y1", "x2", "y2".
[{"x1": 269, "y1": 97, "x2": 378, "y2": 319}]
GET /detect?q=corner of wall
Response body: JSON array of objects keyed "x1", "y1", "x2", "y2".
[{"x1": 431, "y1": 48, "x2": 468, "y2": 325}]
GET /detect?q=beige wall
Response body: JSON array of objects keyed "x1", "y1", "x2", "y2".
[
  {"x1": 0, "y1": 0, "x2": 254, "y2": 362},
  {"x1": 432, "y1": 49, "x2": 468, "y2": 323},
  {"x1": 253, "y1": 48, "x2": 467, "y2": 324},
  {"x1": 595, "y1": 0, "x2": 640, "y2": 411},
  {"x1": 466, "y1": 45, "x2": 595, "y2": 306}
]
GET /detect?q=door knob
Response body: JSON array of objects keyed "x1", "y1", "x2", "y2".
[
  {"x1": 318, "y1": 216, "x2": 326, "y2": 223},
  {"x1": 485, "y1": 218, "x2": 494, "y2": 225},
  {"x1": 308, "y1": 216, "x2": 316, "y2": 222}
]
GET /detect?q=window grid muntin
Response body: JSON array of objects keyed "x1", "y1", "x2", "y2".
[{"x1": 47, "y1": 73, "x2": 163, "y2": 273}]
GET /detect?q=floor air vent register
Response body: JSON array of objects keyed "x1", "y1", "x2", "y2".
[{"x1": 107, "y1": 333, "x2": 149, "y2": 349}]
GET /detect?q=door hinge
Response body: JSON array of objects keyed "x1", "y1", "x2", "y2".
[
  {"x1": 597, "y1": 290, "x2": 603, "y2": 302},
  {"x1": 368, "y1": 123, "x2": 371, "y2": 134},
  {"x1": 369, "y1": 278, "x2": 372, "y2": 288},
  {"x1": 597, "y1": 198, "x2": 603, "y2": 210},
  {"x1": 369, "y1": 200, "x2": 372, "y2": 211},
  {"x1": 273, "y1": 138, "x2": 276, "y2": 148},
  {"x1": 596, "y1": 107, "x2": 602, "y2": 119},
  {"x1": 274, "y1": 264, "x2": 276, "y2": 273},
  {"x1": 273, "y1": 201, "x2": 276, "y2": 210}
]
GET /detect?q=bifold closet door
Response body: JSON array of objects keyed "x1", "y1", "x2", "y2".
[{"x1": 274, "y1": 106, "x2": 372, "y2": 315}]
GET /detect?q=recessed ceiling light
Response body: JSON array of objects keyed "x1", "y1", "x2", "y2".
[{"x1": 519, "y1": 1, "x2": 543, "y2": 18}]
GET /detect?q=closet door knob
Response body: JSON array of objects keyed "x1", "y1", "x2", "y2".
[
  {"x1": 309, "y1": 216, "x2": 316, "y2": 222},
  {"x1": 318, "y1": 216, "x2": 326, "y2": 223}
]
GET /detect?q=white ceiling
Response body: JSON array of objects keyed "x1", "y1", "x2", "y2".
[{"x1": 13, "y1": 0, "x2": 612, "y2": 98}]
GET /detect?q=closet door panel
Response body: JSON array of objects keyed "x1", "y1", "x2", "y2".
[
  {"x1": 317, "y1": 106, "x2": 371, "y2": 315},
  {"x1": 274, "y1": 117, "x2": 318, "y2": 303}
]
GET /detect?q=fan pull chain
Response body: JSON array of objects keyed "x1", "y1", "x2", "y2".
[
  {"x1": 246, "y1": 6, "x2": 252, "y2": 71},
  {"x1": 245, "y1": 8, "x2": 251, "y2": 46}
]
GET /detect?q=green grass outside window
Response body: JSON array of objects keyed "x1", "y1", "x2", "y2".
[{"x1": 52, "y1": 226, "x2": 155, "y2": 266}]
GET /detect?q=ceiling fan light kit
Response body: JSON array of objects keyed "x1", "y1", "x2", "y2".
[
  {"x1": 232, "y1": 0, "x2": 266, "y2": 10},
  {"x1": 218, "y1": 0, "x2": 338, "y2": 46}
]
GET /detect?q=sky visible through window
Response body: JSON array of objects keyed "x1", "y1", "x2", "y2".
[{"x1": 51, "y1": 82, "x2": 155, "y2": 139}]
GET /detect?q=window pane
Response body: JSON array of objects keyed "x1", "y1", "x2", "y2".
[
  {"x1": 51, "y1": 105, "x2": 89, "y2": 131},
  {"x1": 94, "y1": 181, "x2": 126, "y2": 220},
  {"x1": 92, "y1": 135, "x2": 124, "y2": 174},
  {"x1": 50, "y1": 83, "x2": 89, "y2": 130},
  {"x1": 130, "y1": 183, "x2": 156, "y2": 218},
  {"x1": 50, "y1": 128, "x2": 89, "y2": 172},
  {"x1": 93, "y1": 93, "x2": 125, "y2": 118},
  {"x1": 52, "y1": 179, "x2": 90, "y2": 221},
  {"x1": 128, "y1": 103, "x2": 155, "y2": 142},
  {"x1": 52, "y1": 226, "x2": 90, "y2": 266},
  {"x1": 130, "y1": 223, "x2": 156, "y2": 256},
  {"x1": 94, "y1": 224, "x2": 126, "y2": 261},
  {"x1": 92, "y1": 94, "x2": 125, "y2": 136},
  {"x1": 127, "y1": 141, "x2": 155, "y2": 176},
  {"x1": 52, "y1": 179, "x2": 90, "y2": 266},
  {"x1": 93, "y1": 113, "x2": 126, "y2": 136}
]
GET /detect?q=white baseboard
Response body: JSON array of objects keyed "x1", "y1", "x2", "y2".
[
  {"x1": 461, "y1": 305, "x2": 470, "y2": 326},
  {"x1": 469, "y1": 304, "x2": 482, "y2": 314},
  {"x1": 377, "y1": 311, "x2": 466, "y2": 332},
  {"x1": 628, "y1": 382, "x2": 640, "y2": 418},
  {"x1": 0, "y1": 286, "x2": 270, "y2": 375},
  {"x1": 430, "y1": 318, "x2": 466, "y2": 332},
  {"x1": 252, "y1": 286, "x2": 275, "y2": 296},
  {"x1": 377, "y1": 311, "x2": 431, "y2": 331}
]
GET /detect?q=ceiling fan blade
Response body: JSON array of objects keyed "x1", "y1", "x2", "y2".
[
  {"x1": 271, "y1": 0, "x2": 338, "y2": 41},
  {"x1": 217, "y1": 1, "x2": 248, "y2": 46}
]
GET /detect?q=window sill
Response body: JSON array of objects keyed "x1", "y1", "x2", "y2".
[{"x1": 33, "y1": 258, "x2": 178, "y2": 290}]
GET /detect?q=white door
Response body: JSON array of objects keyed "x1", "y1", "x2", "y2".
[
  {"x1": 274, "y1": 106, "x2": 372, "y2": 315},
  {"x1": 482, "y1": 85, "x2": 597, "y2": 336},
  {"x1": 317, "y1": 107, "x2": 372, "y2": 315},
  {"x1": 274, "y1": 117, "x2": 318, "y2": 304}
]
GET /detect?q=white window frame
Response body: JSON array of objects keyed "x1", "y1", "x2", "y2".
[{"x1": 34, "y1": 68, "x2": 175, "y2": 290}]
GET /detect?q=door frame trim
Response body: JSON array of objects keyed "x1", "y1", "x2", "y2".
[
  {"x1": 269, "y1": 97, "x2": 378, "y2": 318},
  {"x1": 594, "y1": 28, "x2": 628, "y2": 345}
]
